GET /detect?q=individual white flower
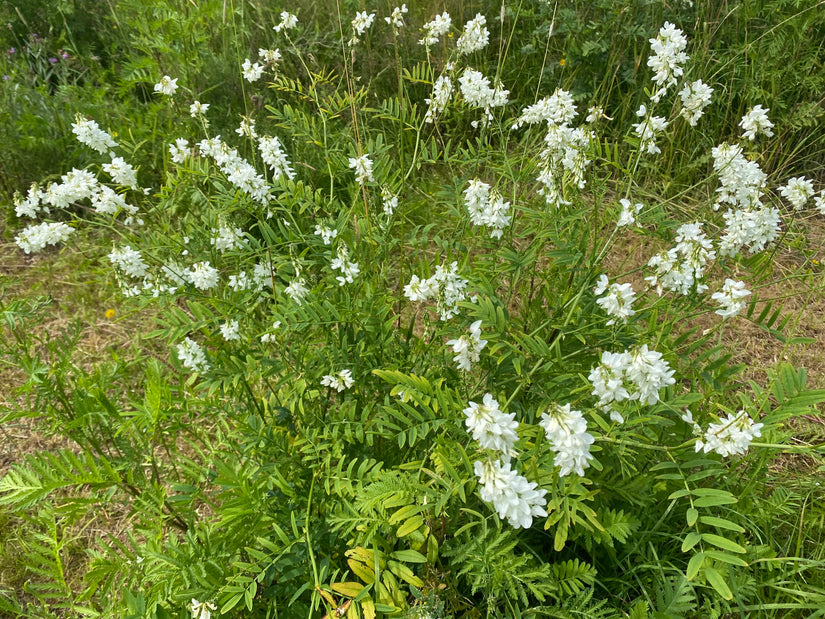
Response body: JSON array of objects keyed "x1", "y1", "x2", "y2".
[
  {"x1": 190, "y1": 101, "x2": 209, "y2": 117},
  {"x1": 71, "y1": 115, "x2": 117, "y2": 155},
  {"x1": 814, "y1": 190, "x2": 825, "y2": 215},
  {"x1": 778, "y1": 176, "x2": 814, "y2": 210},
  {"x1": 321, "y1": 369, "x2": 354, "y2": 392},
  {"x1": 242, "y1": 58, "x2": 265, "y2": 82},
  {"x1": 102, "y1": 157, "x2": 138, "y2": 189},
  {"x1": 273, "y1": 11, "x2": 298, "y2": 33},
  {"x1": 169, "y1": 138, "x2": 190, "y2": 164},
  {"x1": 464, "y1": 394, "x2": 518, "y2": 456},
  {"x1": 189, "y1": 261, "x2": 220, "y2": 290},
  {"x1": 419, "y1": 12, "x2": 451, "y2": 47},
  {"x1": 446, "y1": 320, "x2": 487, "y2": 371},
  {"x1": 348, "y1": 154, "x2": 375, "y2": 185},
  {"x1": 314, "y1": 224, "x2": 338, "y2": 245},
  {"x1": 474, "y1": 459, "x2": 547, "y2": 529},
  {"x1": 385, "y1": 5, "x2": 408, "y2": 30},
  {"x1": 15, "y1": 221, "x2": 75, "y2": 254},
  {"x1": 540, "y1": 404, "x2": 595, "y2": 477},
  {"x1": 191, "y1": 599, "x2": 216, "y2": 619},
  {"x1": 646, "y1": 22, "x2": 689, "y2": 103},
  {"x1": 679, "y1": 79, "x2": 713, "y2": 126},
  {"x1": 585, "y1": 106, "x2": 604, "y2": 123},
  {"x1": 424, "y1": 75, "x2": 453, "y2": 123},
  {"x1": 178, "y1": 339, "x2": 210, "y2": 373},
  {"x1": 220, "y1": 320, "x2": 241, "y2": 341},
  {"x1": 739, "y1": 104, "x2": 774, "y2": 141},
  {"x1": 695, "y1": 410, "x2": 763, "y2": 457},
  {"x1": 594, "y1": 275, "x2": 636, "y2": 325},
  {"x1": 259, "y1": 48, "x2": 282, "y2": 65},
  {"x1": 258, "y1": 135, "x2": 295, "y2": 181},
  {"x1": 154, "y1": 75, "x2": 178, "y2": 97},
  {"x1": 109, "y1": 246, "x2": 148, "y2": 278},
  {"x1": 456, "y1": 13, "x2": 489, "y2": 55},
  {"x1": 617, "y1": 198, "x2": 643, "y2": 227},
  {"x1": 711, "y1": 278, "x2": 751, "y2": 319},
  {"x1": 331, "y1": 246, "x2": 360, "y2": 285}
]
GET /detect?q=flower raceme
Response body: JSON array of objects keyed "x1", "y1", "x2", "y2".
[
  {"x1": 473, "y1": 459, "x2": 547, "y2": 529},
  {"x1": 540, "y1": 404, "x2": 595, "y2": 477},
  {"x1": 446, "y1": 320, "x2": 487, "y2": 372},
  {"x1": 463, "y1": 394, "x2": 518, "y2": 458}
]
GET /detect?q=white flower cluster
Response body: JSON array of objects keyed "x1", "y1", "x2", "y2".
[
  {"x1": 403, "y1": 262, "x2": 468, "y2": 321},
  {"x1": 424, "y1": 75, "x2": 453, "y2": 124},
  {"x1": 712, "y1": 142, "x2": 767, "y2": 211},
  {"x1": 169, "y1": 138, "x2": 190, "y2": 164},
  {"x1": 511, "y1": 88, "x2": 577, "y2": 129},
  {"x1": 154, "y1": 75, "x2": 178, "y2": 97},
  {"x1": 456, "y1": 13, "x2": 489, "y2": 55},
  {"x1": 589, "y1": 345, "x2": 676, "y2": 423},
  {"x1": 419, "y1": 11, "x2": 451, "y2": 47},
  {"x1": 13, "y1": 185, "x2": 49, "y2": 219},
  {"x1": 321, "y1": 369, "x2": 354, "y2": 392},
  {"x1": 473, "y1": 459, "x2": 547, "y2": 529},
  {"x1": 679, "y1": 79, "x2": 713, "y2": 126},
  {"x1": 188, "y1": 261, "x2": 220, "y2": 290},
  {"x1": 72, "y1": 115, "x2": 117, "y2": 155},
  {"x1": 646, "y1": 222, "x2": 715, "y2": 295},
  {"x1": 646, "y1": 22, "x2": 689, "y2": 103},
  {"x1": 109, "y1": 245, "x2": 148, "y2": 278},
  {"x1": 446, "y1": 320, "x2": 487, "y2": 371},
  {"x1": 719, "y1": 206, "x2": 782, "y2": 257},
  {"x1": 284, "y1": 271, "x2": 309, "y2": 305},
  {"x1": 15, "y1": 221, "x2": 75, "y2": 254},
  {"x1": 177, "y1": 337, "x2": 209, "y2": 373},
  {"x1": 236, "y1": 116, "x2": 256, "y2": 139},
  {"x1": 210, "y1": 225, "x2": 244, "y2": 253},
  {"x1": 220, "y1": 319, "x2": 241, "y2": 341},
  {"x1": 711, "y1": 278, "x2": 751, "y2": 319},
  {"x1": 258, "y1": 135, "x2": 295, "y2": 182},
  {"x1": 463, "y1": 179, "x2": 512, "y2": 239},
  {"x1": 739, "y1": 105, "x2": 774, "y2": 141},
  {"x1": 348, "y1": 154, "x2": 375, "y2": 185},
  {"x1": 617, "y1": 198, "x2": 643, "y2": 227},
  {"x1": 259, "y1": 48, "x2": 282, "y2": 66},
  {"x1": 102, "y1": 157, "x2": 138, "y2": 190},
  {"x1": 537, "y1": 113, "x2": 593, "y2": 206},
  {"x1": 242, "y1": 58, "x2": 265, "y2": 82},
  {"x1": 273, "y1": 11, "x2": 298, "y2": 33},
  {"x1": 632, "y1": 105, "x2": 669, "y2": 155},
  {"x1": 349, "y1": 11, "x2": 376, "y2": 45},
  {"x1": 199, "y1": 136, "x2": 269, "y2": 205},
  {"x1": 385, "y1": 5, "x2": 408, "y2": 30},
  {"x1": 540, "y1": 403, "x2": 594, "y2": 477},
  {"x1": 381, "y1": 186, "x2": 398, "y2": 216},
  {"x1": 458, "y1": 68, "x2": 509, "y2": 127},
  {"x1": 594, "y1": 275, "x2": 636, "y2": 325},
  {"x1": 314, "y1": 224, "x2": 338, "y2": 245},
  {"x1": 464, "y1": 394, "x2": 518, "y2": 456},
  {"x1": 815, "y1": 190, "x2": 825, "y2": 215},
  {"x1": 331, "y1": 246, "x2": 360, "y2": 286},
  {"x1": 695, "y1": 410, "x2": 763, "y2": 457},
  {"x1": 778, "y1": 176, "x2": 814, "y2": 210}
]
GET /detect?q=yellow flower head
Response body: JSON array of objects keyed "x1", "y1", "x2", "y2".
[{"x1": 105, "y1": 309, "x2": 116, "y2": 319}]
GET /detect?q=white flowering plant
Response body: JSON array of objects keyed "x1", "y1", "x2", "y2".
[{"x1": 2, "y1": 4, "x2": 825, "y2": 619}]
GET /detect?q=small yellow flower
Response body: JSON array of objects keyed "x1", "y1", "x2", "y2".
[
  {"x1": 560, "y1": 57, "x2": 566, "y2": 67},
  {"x1": 105, "y1": 309, "x2": 116, "y2": 319}
]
